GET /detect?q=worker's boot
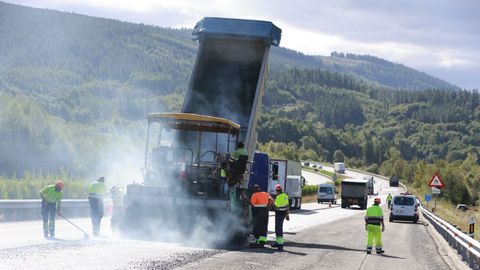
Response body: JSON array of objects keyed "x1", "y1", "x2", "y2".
[
  {"x1": 366, "y1": 248, "x2": 372, "y2": 254},
  {"x1": 44, "y1": 231, "x2": 49, "y2": 239},
  {"x1": 271, "y1": 242, "x2": 279, "y2": 248},
  {"x1": 277, "y1": 244, "x2": 284, "y2": 251},
  {"x1": 49, "y1": 230, "x2": 55, "y2": 238},
  {"x1": 376, "y1": 248, "x2": 384, "y2": 254}
]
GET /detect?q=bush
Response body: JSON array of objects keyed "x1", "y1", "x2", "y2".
[
  {"x1": 366, "y1": 164, "x2": 380, "y2": 174},
  {"x1": 302, "y1": 184, "x2": 318, "y2": 195}
]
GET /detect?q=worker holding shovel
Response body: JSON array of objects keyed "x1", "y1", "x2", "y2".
[{"x1": 40, "y1": 180, "x2": 64, "y2": 238}]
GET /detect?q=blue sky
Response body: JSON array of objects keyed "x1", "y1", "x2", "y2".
[{"x1": 5, "y1": 0, "x2": 480, "y2": 89}]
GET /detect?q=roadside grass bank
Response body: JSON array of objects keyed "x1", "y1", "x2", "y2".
[{"x1": 0, "y1": 172, "x2": 89, "y2": 199}]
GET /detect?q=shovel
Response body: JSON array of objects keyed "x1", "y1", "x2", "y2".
[{"x1": 58, "y1": 213, "x2": 90, "y2": 239}]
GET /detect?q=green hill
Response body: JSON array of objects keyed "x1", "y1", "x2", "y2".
[{"x1": 0, "y1": 0, "x2": 478, "y2": 197}]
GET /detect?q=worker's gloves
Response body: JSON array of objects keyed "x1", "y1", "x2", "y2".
[
  {"x1": 286, "y1": 215, "x2": 290, "y2": 221},
  {"x1": 42, "y1": 199, "x2": 47, "y2": 206},
  {"x1": 382, "y1": 226, "x2": 385, "y2": 232}
]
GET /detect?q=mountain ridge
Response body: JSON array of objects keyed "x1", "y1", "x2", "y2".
[{"x1": 0, "y1": 1, "x2": 458, "y2": 91}]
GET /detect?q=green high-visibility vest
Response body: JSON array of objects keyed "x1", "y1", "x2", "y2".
[
  {"x1": 231, "y1": 148, "x2": 248, "y2": 159},
  {"x1": 387, "y1": 195, "x2": 392, "y2": 201},
  {"x1": 365, "y1": 205, "x2": 384, "y2": 225},
  {"x1": 275, "y1": 192, "x2": 289, "y2": 210},
  {"x1": 88, "y1": 181, "x2": 107, "y2": 197},
  {"x1": 39, "y1": 185, "x2": 63, "y2": 203}
]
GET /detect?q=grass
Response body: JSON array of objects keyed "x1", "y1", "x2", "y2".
[
  {"x1": 302, "y1": 193, "x2": 317, "y2": 203},
  {"x1": 0, "y1": 172, "x2": 90, "y2": 199}
]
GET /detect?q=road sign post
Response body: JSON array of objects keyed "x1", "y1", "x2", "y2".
[
  {"x1": 428, "y1": 173, "x2": 444, "y2": 213},
  {"x1": 469, "y1": 216, "x2": 476, "y2": 238},
  {"x1": 425, "y1": 194, "x2": 431, "y2": 210}
]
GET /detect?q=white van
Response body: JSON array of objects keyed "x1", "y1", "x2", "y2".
[
  {"x1": 317, "y1": 184, "x2": 337, "y2": 204},
  {"x1": 389, "y1": 194, "x2": 419, "y2": 223}
]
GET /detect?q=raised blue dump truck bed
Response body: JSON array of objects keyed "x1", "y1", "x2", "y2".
[
  {"x1": 182, "y1": 18, "x2": 281, "y2": 147},
  {"x1": 191, "y1": 17, "x2": 281, "y2": 45}
]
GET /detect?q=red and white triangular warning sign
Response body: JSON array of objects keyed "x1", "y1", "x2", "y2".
[{"x1": 428, "y1": 172, "x2": 444, "y2": 188}]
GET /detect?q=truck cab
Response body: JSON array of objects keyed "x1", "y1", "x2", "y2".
[{"x1": 363, "y1": 176, "x2": 375, "y2": 195}]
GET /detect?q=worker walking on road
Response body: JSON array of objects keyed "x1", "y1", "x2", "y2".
[
  {"x1": 365, "y1": 197, "x2": 385, "y2": 254},
  {"x1": 387, "y1": 193, "x2": 392, "y2": 209},
  {"x1": 249, "y1": 184, "x2": 272, "y2": 248},
  {"x1": 40, "y1": 180, "x2": 64, "y2": 238},
  {"x1": 88, "y1": 176, "x2": 107, "y2": 236},
  {"x1": 272, "y1": 184, "x2": 290, "y2": 251}
]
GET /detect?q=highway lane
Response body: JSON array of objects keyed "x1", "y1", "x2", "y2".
[
  {"x1": 301, "y1": 170, "x2": 331, "y2": 185},
  {"x1": 0, "y1": 217, "x2": 221, "y2": 270},
  {"x1": 0, "y1": 171, "x2": 467, "y2": 269},
  {"x1": 181, "y1": 173, "x2": 466, "y2": 270}
]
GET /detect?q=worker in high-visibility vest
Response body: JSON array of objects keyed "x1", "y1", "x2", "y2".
[
  {"x1": 386, "y1": 193, "x2": 392, "y2": 209},
  {"x1": 271, "y1": 184, "x2": 290, "y2": 251},
  {"x1": 231, "y1": 142, "x2": 248, "y2": 160},
  {"x1": 39, "y1": 180, "x2": 64, "y2": 238},
  {"x1": 249, "y1": 184, "x2": 272, "y2": 248},
  {"x1": 88, "y1": 176, "x2": 107, "y2": 236},
  {"x1": 365, "y1": 197, "x2": 385, "y2": 254}
]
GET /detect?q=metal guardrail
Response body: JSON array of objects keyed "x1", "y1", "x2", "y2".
[
  {"x1": 421, "y1": 205, "x2": 480, "y2": 269},
  {"x1": 0, "y1": 199, "x2": 90, "y2": 209}
]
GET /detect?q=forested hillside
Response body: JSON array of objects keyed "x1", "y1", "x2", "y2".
[{"x1": 0, "y1": 2, "x2": 479, "y2": 204}]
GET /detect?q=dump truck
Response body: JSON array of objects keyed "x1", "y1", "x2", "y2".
[
  {"x1": 113, "y1": 17, "x2": 281, "y2": 244},
  {"x1": 341, "y1": 178, "x2": 369, "y2": 209}
]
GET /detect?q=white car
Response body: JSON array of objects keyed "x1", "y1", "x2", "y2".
[{"x1": 389, "y1": 194, "x2": 419, "y2": 223}]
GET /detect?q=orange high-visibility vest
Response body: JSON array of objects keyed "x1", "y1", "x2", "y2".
[{"x1": 251, "y1": 191, "x2": 271, "y2": 207}]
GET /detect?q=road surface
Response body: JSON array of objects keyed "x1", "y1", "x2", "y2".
[
  {"x1": 302, "y1": 170, "x2": 331, "y2": 185},
  {"x1": 0, "y1": 169, "x2": 468, "y2": 269}
]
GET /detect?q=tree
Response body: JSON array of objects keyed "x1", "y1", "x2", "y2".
[{"x1": 333, "y1": 150, "x2": 345, "y2": 162}]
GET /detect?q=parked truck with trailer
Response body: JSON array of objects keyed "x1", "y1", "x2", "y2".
[{"x1": 341, "y1": 178, "x2": 369, "y2": 209}]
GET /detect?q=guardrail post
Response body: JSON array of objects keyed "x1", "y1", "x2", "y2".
[{"x1": 468, "y1": 251, "x2": 475, "y2": 269}]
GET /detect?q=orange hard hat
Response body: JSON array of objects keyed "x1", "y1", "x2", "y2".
[
  {"x1": 55, "y1": 180, "x2": 65, "y2": 190},
  {"x1": 275, "y1": 184, "x2": 282, "y2": 191},
  {"x1": 374, "y1": 197, "x2": 381, "y2": 204}
]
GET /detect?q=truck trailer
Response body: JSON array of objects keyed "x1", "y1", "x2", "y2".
[
  {"x1": 334, "y1": 162, "x2": 345, "y2": 174},
  {"x1": 113, "y1": 17, "x2": 281, "y2": 244},
  {"x1": 341, "y1": 178, "x2": 369, "y2": 209}
]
